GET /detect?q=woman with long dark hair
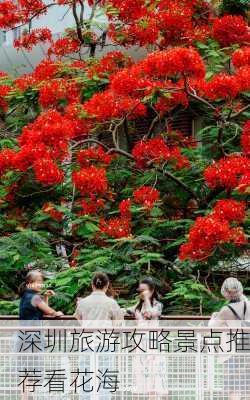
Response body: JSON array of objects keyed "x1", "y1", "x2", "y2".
[
  {"x1": 127, "y1": 278, "x2": 168, "y2": 398},
  {"x1": 126, "y1": 277, "x2": 163, "y2": 320}
]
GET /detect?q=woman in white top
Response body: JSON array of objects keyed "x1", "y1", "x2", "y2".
[
  {"x1": 126, "y1": 278, "x2": 167, "y2": 398},
  {"x1": 126, "y1": 277, "x2": 163, "y2": 320},
  {"x1": 209, "y1": 277, "x2": 250, "y2": 400},
  {"x1": 74, "y1": 272, "x2": 123, "y2": 400},
  {"x1": 74, "y1": 271, "x2": 123, "y2": 323}
]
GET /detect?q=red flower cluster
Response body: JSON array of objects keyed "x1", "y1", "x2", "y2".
[
  {"x1": 72, "y1": 166, "x2": 108, "y2": 196},
  {"x1": 158, "y1": 9, "x2": 192, "y2": 47},
  {"x1": 119, "y1": 199, "x2": 132, "y2": 218},
  {"x1": 87, "y1": 51, "x2": 132, "y2": 79},
  {"x1": 0, "y1": 85, "x2": 11, "y2": 110},
  {"x1": 19, "y1": 109, "x2": 76, "y2": 159},
  {"x1": 106, "y1": 0, "x2": 147, "y2": 22},
  {"x1": 212, "y1": 15, "x2": 249, "y2": 47},
  {"x1": 133, "y1": 186, "x2": 160, "y2": 209},
  {"x1": 204, "y1": 155, "x2": 250, "y2": 192},
  {"x1": 99, "y1": 198, "x2": 132, "y2": 238},
  {"x1": 99, "y1": 216, "x2": 131, "y2": 239},
  {"x1": 64, "y1": 103, "x2": 92, "y2": 137},
  {"x1": 80, "y1": 197, "x2": 105, "y2": 215},
  {"x1": 18, "y1": 0, "x2": 46, "y2": 19},
  {"x1": 48, "y1": 37, "x2": 80, "y2": 58},
  {"x1": 213, "y1": 199, "x2": 246, "y2": 224},
  {"x1": 33, "y1": 159, "x2": 64, "y2": 185},
  {"x1": 77, "y1": 146, "x2": 113, "y2": 167},
  {"x1": 14, "y1": 28, "x2": 52, "y2": 51},
  {"x1": 0, "y1": 148, "x2": 16, "y2": 175},
  {"x1": 204, "y1": 74, "x2": 240, "y2": 100},
  {"x1": 110, "y1": 68, "x2": 152, "y2": 98},
  {"x1": 0, "y1": 109, "x2": 80, "y2": 186},
  {"x1": 241, "y1": 120, "x2": 250, "y2": 156},
  {"x1": 142, "y1": 47, "x2": 206, "y2": 79},
  {"x1": 33, "y1": 59, "x2": 60, "y2": 81},
  {"x1": 107, "y1": 0, "x2": 212, "y2": 47},
  {"x1": 83, "y1": 90, "x2": 147, "y2": 121},
  {"x1": 38, "y1": 79, "x2": 80, "y2": 108},
  {"x1": 15, "y1": 74, "x2": 37, "y2": 91},
  {"x1": 0, "y1": 1, "x2": 20, "y2": 29},
  {"x1": 232, "y1": 47, "x2": 250, "y2": 69},
  {"x1": 235, "y1": 66, "x2": 250, "y2": 92},
  {"x1": 132, "y1": 136, "x2": 171, "y2": 168},
  {"x1": 132, "y1": 136, "x2": 190, "y2": 170},
  {"x1": 179, "y1": 199, "x2": 247, "y2": 261}
]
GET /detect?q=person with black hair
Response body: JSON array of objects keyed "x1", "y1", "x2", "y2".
[
  {"x1": 126, "y1": 277, "x2": 163, "y2": 320},
  {"x1": 126, "y1": 278, "x2": 168, "y2": 398},
  {"x1": 74, "y1": 272, "x2": 123, "y2": 400},
  {"x1": 74, "y1": 272, "x2": 123, "y2": 322}
]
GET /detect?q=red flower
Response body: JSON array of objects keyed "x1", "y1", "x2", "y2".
[
  {"x1": 15, "y1": 74, "x2": 37, "y2": 91},
  {"x1": 14, "y1": 144, "x2": 49, "y2": 172},
  {"x1": 72, "y1": 166, "x2": 108, "y2": 196},
  {"x1": 87, "y1": 51, "x2": 132, "y2": 79},
  {"x1": 142, "y1": 47, "x2": 206, "y2": 79},
  {"x1": 179, "y1": 206, "x2": 247, "y2": 261},
  {"x1": 77, "y1": 146, "x2": 113, "y2": 167},
  {"x1": 38, "y1": 79, "x2": 80, "y2": 108},
  {"x1": 33, "y1": 59, "x2": 60, "y2": 81},
  {"x1": 110, "y1": 68, "x2": 152, "y2": 98},
  {"x1": 33, "y1": 159, "x2": 64, "y2": 185},
  {"x1": 204, "y1": 74, "x2": 240, "y2": 100},
  {"x1": 14, "y1": 28, "x2": 52, "y2": 51},
  {"x1": 64, "y1": 103, "x2": 92, "y2": 137},
  {"x1": 132, "y1": 136, "x2": 171, "y2": 168},
  {"x1": 133, "y1": 186, "x2": 160, "y2": 209},
  {"x1": 48, "y1": 37, "x2": 80, "y2": 58},
  {"x1": 204, "y1": 155, "x2": 250, "y2": 190},
  {"x1": 0, "y1": 1, "x2": 20, "y2": 29},
  {"x1": 0, "y1": 148, "x2": 16, "y2": 175},
  {"x1": 158, "y1": 10, "x2": 193, "y2": 46},
  {"x1": 83, "y1": 90, "x2": 147, "y2": 122},
  {"x1": 213, "y1": 199, "x2": 246, "y2": 224},
  {"x1": 232, "y1": 47, "x2": 250, "y2": 69},
  {"x1": 169, "y1": 146, "x2": 191, "y2": 170},
  {"x1": 235, "y1": 66, "x2": 250, "y2": 92},
  {"x1": 106, "y1": 0, "x2": 147, "y2": 22},
  {"x1": 241, "y1": 120, "x2": 250, "y2": 156},
  {"x1": 0, "y1": 84, "x2": 11, "y2": 110},
  {"x1": 19, "y1": 109, "x2": 76, "y2": 160},
  {"x1": 99, "y1": 216, "x2": 131, "y2": 239},
  {"x1": 212, "y1": 15, "x2": 249, "y2": 47},
  {"x1": 80, "y1": 198, "x2": 105, "y2": 215},
  {"x1": 132, "y1": 136, "x2": 190, "y2": 170},
  {"x1": 119, "y1": 199, "x2": 132, "y2": 217}
]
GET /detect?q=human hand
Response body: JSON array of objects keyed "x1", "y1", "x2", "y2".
[
  {"x1": 44, "y1": 289, "x2": 55, "y2": 297},
  {"x1": 54, "y1": 311, "x2": 64, "y2": 317}
]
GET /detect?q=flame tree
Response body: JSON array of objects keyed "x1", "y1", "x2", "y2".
[{"x1": 0, "y1": 0, "x2": 249, "y2": 313}]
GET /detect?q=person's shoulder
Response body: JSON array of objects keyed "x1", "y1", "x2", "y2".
[
  {"x1": 78, "y1": 294, "x2": 92, "y2": 305},
  {"x1": 106, "y1": 296, "x2": 120, "y2": 306}
]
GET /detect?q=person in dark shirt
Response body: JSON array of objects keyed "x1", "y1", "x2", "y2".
[{"x1": 19, "y1": 270, "x2": 63, "y2": 320}]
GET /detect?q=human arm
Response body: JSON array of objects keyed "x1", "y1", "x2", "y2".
[{"x1": 32, "y1": 296, "x2": 63, "y2": 317}]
